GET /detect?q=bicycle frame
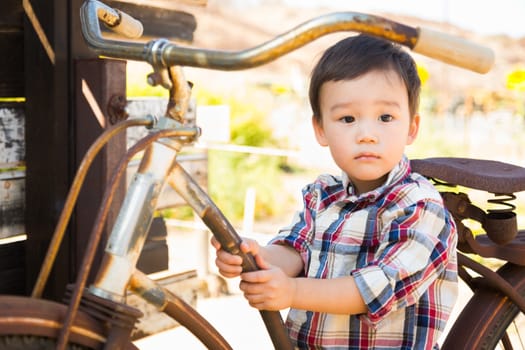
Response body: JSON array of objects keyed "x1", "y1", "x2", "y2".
[
  {"x1": 410, "y1": 158, "x2": 525, "y2": 348},
  {"x1": 13, "y1": 0, "x2": 525, "y2": 349}
]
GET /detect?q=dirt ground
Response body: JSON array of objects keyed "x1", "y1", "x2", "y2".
[{"x1": 133, "y1": 292, "x2": 288, "y2": 349}]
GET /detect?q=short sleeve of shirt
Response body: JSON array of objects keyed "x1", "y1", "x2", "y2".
[{"x1": 351, "y1": 183, "x2": 457, "y2": 325}]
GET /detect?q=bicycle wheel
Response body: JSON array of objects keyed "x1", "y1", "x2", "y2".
[
  {"x1": 0, "y1": 295, "x2": 137, "y2": 350},
  {"x1": 442, "y1": 262, "x2": 525, "y2": 350},
  {"x1": 0, "y1": 335, "x2": 90, "y2": 350}
]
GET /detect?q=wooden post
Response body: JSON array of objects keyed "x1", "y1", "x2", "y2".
[
  {"x1": 24, "y1": 0, "x2": 74, "y2": 300},
  {"x1": 74, "y1": 58, "x2": 127, "y2": 283},
  {"x1": 24, "y1": 0, "x2": 126, "y2": 301}
]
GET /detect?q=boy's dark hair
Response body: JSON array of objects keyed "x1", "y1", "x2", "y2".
[{"x1": 309, "y1": 34, "x2": 421, "y2": 123}]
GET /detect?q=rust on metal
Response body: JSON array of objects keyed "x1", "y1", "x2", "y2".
[
  {"x1": 0, "y1": 295, "x2": 106, "y2": 348},
  {"x1": 458, "y1": 253, "x2": 525, "y2": 314},
  {"x1": 82, "y1": 2, "x2": 420, "y2": 71},
  {"x1": 410, "y1": 157, "x2": 525, "y2": 335},
  {"x1": 159, "y1": 12, "x2": 418, "y2": 70},
  {"x1": 129, "y1": 270, "x2": 169, "y2": 310},
  {"x1": 64, "y1": 284, "x2": 142, "y2": 349},
  {"x1": 411, "y1": 157, "x2": 525, "y2": 194},
  {"x1": 107, "y1": 94, "x2": 129, "y2": 124},
  {"x1": 411, "y1": 157, "x2": 525, "y2": 263},
  {"x1": 165, "y1": 65, "x2": 192, "y2": 122},
  {"x1": 31, "y1": 117, "x2": 154, "y2": 299},
  {"x1": 129, "y1": 269, "x2": 232, "y2": 349},
  {"x1": 54, "y1": 127, "x2": 197, "y2": 350}
]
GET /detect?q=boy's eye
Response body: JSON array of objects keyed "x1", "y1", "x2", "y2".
[
  {"x1": 379, "y1": 114, "x2": 393, "y2": 122},
  {"x1": 340, "y1": 115, "x2": 355, "y2": 123}
]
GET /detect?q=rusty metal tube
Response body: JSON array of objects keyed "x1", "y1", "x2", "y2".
[
  {"x1": 31, "y1": 117, "x2": 154, "y2": 299},
  {"x1": 56, "y1": 128, "x2": 196, "y2": 350},
  {"x1": 90, "y1": 142, "x2": 178, "y2": 302},
  {"x1": 458, "y1": 253, "x2": 525, "y2": 313},
  {"x1": 81, "y1": 1, "x2": 418, "y2": 68},
  {"x1": 129, "y1": 270, "x2": 233, "y2": 350},
  {"x1": 81, "y1": 0, "x2": 494, "y2": 73},
  {"x1": 157, "y1": 12, "x2": 418, "y2": 70}
]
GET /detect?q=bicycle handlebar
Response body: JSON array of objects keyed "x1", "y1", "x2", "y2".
[{"x1": 81, "y1": 0, "x2": 494, "y2": 74}]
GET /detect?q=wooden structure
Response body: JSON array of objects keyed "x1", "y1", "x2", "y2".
[{"x1": 0, "y1": 0, "x2": 198, "y2": 303}]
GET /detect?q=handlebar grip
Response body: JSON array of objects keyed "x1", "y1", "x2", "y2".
[
  {"x1": 110, "y1": 9, "x2": 143, "y2": 39},
  {"x1": 413, "y1": 27, "x2": 495, "y2": 74}
]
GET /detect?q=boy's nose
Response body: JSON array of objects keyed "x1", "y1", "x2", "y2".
[
  {"x1": 358, "y1": 135, "x2": 377, "y2": 143},
  {"x1": 356, "y1": 122, "x2": 378, "y2": 143}
]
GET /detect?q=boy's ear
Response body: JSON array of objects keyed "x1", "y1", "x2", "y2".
[
  {"x1": 312, "y1": 116, "x2": 328, "y2": 147},
  {"x1": 407, "y1": 113, "x2": 420, "y2": 145}
]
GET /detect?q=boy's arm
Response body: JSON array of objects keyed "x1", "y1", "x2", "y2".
[
  {"x1": 293, "y1": 276, "x2": 367, "y2": 315},
  {"x1": 350, "y1": 197, "x2": 457, "y2": 324},
  {"x1": 241, "y1": 256, "x2": 367, "y2": 315},
  {"x1": 260, "y1": 244, "x2": 304, "y2": 277},
  {"x1": 259, "y1": 245, "x2": 367, "y2": 314}
]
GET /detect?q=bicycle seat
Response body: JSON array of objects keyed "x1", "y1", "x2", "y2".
[{"x1": 411, "y1": 157, "x2": 525, "y2": 193}]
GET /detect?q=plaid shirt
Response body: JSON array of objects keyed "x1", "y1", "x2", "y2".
[{"x1": 269, "y1": 156, "x2": 458, "y2": 349}]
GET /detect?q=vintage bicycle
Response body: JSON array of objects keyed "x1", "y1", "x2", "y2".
[{"x1": 0, "y1": 0, "x2": 523, "y2": 349}]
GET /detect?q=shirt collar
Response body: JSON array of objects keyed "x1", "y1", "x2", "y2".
[{"x1": 342, "y1": 155, "x2": 411, "y2": 202}]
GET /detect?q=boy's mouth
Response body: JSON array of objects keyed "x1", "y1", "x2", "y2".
[{"x1": 355, "y1": 152, "x2": 380, "y2": 160}]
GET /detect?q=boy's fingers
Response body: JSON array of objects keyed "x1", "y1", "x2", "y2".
[
  {"x1": 210, "y1": 236, "x2": 220, "y2": 250},
  {"x1": 216, "y1": 249, "x2": 243, "y2": 265},
  {"x1": 239, "y1": 240, "x2": 253, "y2": 253},
  {"x1": 216, "y1": 262, "x2": 243, "y2": 277},
  {"x1": 242, "y1": 238, "x2": 263, "y2": 253},
  {"x1": 240, "y1": 271, "x2": 264, "y2": 284},
  {"x1": 254, "y1": 253, "x2": 270, "y2": 270}
]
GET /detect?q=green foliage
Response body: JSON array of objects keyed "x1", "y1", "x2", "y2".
[
  {"x1": 159, "y1": 206, "x2": 194, "y2": 220},
  {"x1": 125, "y1": 67, "x2": 290, "y2": 223},
  {"x1": 197, "y1": 89, "x2": 288, "y2": 222},
  {"x1": 126, "y1": 83, "x2": 168, "y2": 98},
  {"x1": 194, "y1": 89, "x2": 225, "y2": 106},
  {"x1": 126, "y1": 67, "x2": 169, "y2": 98},
  {"x1": 208, "y1": 152, "x2": 283, "y2": 220},
  {"x1": 406, "y1": 115, "x2": 459, "y2": 159}
]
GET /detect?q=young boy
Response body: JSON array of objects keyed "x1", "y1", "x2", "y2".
[{"x1": 211, "y1": 34, "x2": 458, "y2": 349}]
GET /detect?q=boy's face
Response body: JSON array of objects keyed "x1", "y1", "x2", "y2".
[{"x1": 313, "y1": 69, "x2": 420, "y2": 194}]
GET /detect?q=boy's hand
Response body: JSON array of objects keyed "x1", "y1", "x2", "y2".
[
  {"x1": 210, "y1": 236, "x2": 261, "y2": 278},
  {"x1": 239, "y1": 254, "x2": 297, "y2": 311}
]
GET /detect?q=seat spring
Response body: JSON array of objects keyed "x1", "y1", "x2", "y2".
[{"x1": 487, "y1": 193, "x2": 516, "y2": 213}]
